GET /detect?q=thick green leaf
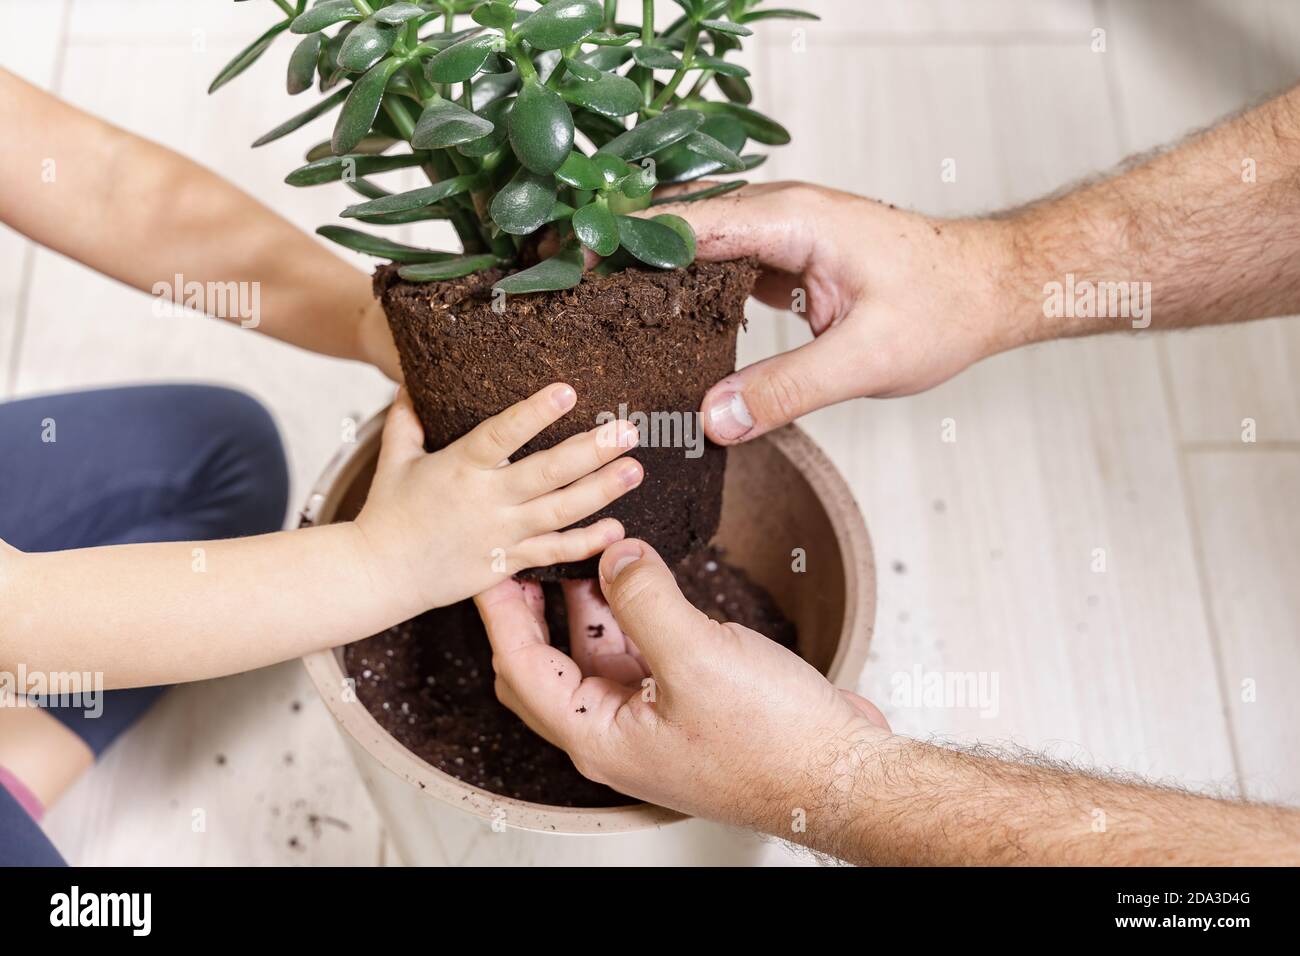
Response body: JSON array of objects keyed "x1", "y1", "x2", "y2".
[
  {"x1": 342, "y1": 175, "x2": 478, "y2": 217},
  {"x1": 291, "y1": 0, "x2": 362, "y2": 34},
  {"x1": 591, "y1": 250, "x2": 632, "y2": 275},
  {"x1": 572, "y1": 202, "x2": 619, "y2": 256},
  {"x1": 632, "y1": 46, "x2": 683, "y2": 69},
  {"x1": 555, "y1": 151, "x2": 604, "y2": 190},
  {"x1": 563, "y1": 57, "x2": 603, "y2": 81},
  {"x1": 574, "y1": 109, "x2": 627, "y2": 147},
  {"x1": 559, "y1": 72, "x2": 641, "y2": 118},
  {"x1": 736, "y1": 8, "x2": 820, "y2": 23},
  {"x1": 698, "y1": 113, "x2": 747, "y2": 151},
  {"x1": 304, "y1": 134, "x2": 396, "y2": 161},
  {"x1": 618, "y1": 161, "x2": 656, "y2": 198},
  {"x1": 714, "y1": 72, "x2": 752, "y2": 104},
  {"x1": 412, "y1": 97, "x2": 495, "y2": 148},
  {"x1": 584, "y1": 31, "x2": 638, "y2": 46},
  {"x1": 317, "y1": 23, "x2": 355, "y2": 92},
  {"x1": 287, "y1": 33, "x2": 323, "y2": 94},
  {"x1": 457, "y1": 96, "x2": 513, "y2": 157},
  {"x1": 338, "y1": 18, "x2": 400, "y2": 73},
  {"x1": 345, "y1": 178, "x2": 390, "y2": 200},
  {"x1": 700, "y1": 18, "x2": 753, "y2": 36},
  {"x1": 252, "y1": 85, "x2": 350, "y2": 147},
  {"x1": 285, "y1": 151, "x2": 423, "y2": 186},
  {"x1": 509, "y1": 80, "x2": 574, "y2": 175},
  {"x1": 693, "y1": 54, "x2": 748, "y2": 77},
  {"x1": 592, "y1": 152, "x2": 631, "y2": 185},
  {"x1": 490, "y1": 169, "x2": 558, "y2": 235},
  {"x1": 398, "y1": 254, "x2": 499, "y2": 282},
  {"x1": 419, "y1": 27, "x2": 487, "y2": 52},
  {"x1": 683, "y1": 99, "x2": 789, "y2": 145},
  {"x1": 582, "y1": 45, "x2": 634, "y2": 71},
  {"x1": 494, "y1": 246, "x2": 584, "y2": 294},
  {"x1": 471, "y1": 68, "x2": 521, "y2": 109},
  {"x1": 515, "y1": 0, "x2": 602, "y2": 51},
  {"x1": 650, "y1": 213, "x2": 696, "y2": 261},
  {"x1": 649, "y1": 179, "x2": 746, "y2": 205},
  {"x1": 654, "y1": 113, "x2": 744, "y2": 180},
  {"x1": 682, "y1": 131, "x2": 745, "y2": 172},
  {"x1": 353, "y1": 205, "x2": 456, "y2": 225},
  {"x1": 209, "y1": 20, "x2": 289, "y2": 94},
  {"x1": 616, "y1": 215, "x2": 691, "y2": 269},
  {"x1": 332, "y1": 57, "x2": 403, "y2": 154},
  {"x1": 473, "y1": 1, "x2": 517, "y2": 29},
  {"x1": 317, "y1": 226, "x2": 458, "y2": 263},
  {"x1": 598, "y1": 109, "x2": 703, "y2": 160},
  {"x1": 373, "y1": 2, "x2": 427, "y2": 25},
  {"x1": 427, "y1": 33, "x2": 500, "y2": 83},
  {"x1": 545, "y1": 201, "x2": 577, "y2": 224}
]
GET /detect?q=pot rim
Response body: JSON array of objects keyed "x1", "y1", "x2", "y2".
[{"x1": 300, "y1": 409, "x2": 874, "y2": 836}]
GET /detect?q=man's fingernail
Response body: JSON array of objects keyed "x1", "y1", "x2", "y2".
[
  {"x1": 619, "y1": 461, "x2": 643, "y2": 488},
  {"x1": 707, "y1": 391, "x2": 754, "y2": 441},
  {"x1": 608, "y1": 545, "x2": 643, "y2": 581}
]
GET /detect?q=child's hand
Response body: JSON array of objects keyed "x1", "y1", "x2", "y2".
[{"x1": 354, "y1": 384, "x2": 641, "y2": 614}]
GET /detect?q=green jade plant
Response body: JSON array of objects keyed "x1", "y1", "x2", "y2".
[{"x1": 212, "y1": 0, "x2": 815, "y2": 293}]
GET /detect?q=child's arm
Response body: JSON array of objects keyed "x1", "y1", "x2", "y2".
[
  {"x1": 0, "y1": 386, "x2": 640, "y2": 689},
  {"x1": 0, "y1": 68, "x2": 400, "y2": 379}
]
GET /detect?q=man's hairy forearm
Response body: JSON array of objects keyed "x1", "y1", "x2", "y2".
[
  {"x1": 1002, "y1": 83, "x2": 1300, "y2": 345},
  {"x1": 789, "y1": 731, "x2": 1300, "y2": 866},
  {"x1": 0, "y1": 69, "x2": 376, "y2": 364}
]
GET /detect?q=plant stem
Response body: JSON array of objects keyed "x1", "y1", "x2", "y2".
[
  {"x1": 512, "y1": 46, "x2": 538, "y2": 82},
  {"x1": 385, "y1": 96, "x2": 486, "y2": 254},
  {"x1": 406, "y1": 63, "x2": 437, "y2": 103},
  {"x1": 271, "y1": 0, "x2": 296, "y2": 19},
  {"x1": 381, "y1": 96, "x2": 417, "y2": 140},
  {"x1": 649, "y1": 27, "x2": 697, "y2": 111},
  {"x1": 349, "y1": 0, "x2": 373, "y2": 16},
  {"x1": 640, "y1": 0, "x2": 656, "y2": 105}
]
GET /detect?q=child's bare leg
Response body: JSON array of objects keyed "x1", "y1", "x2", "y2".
[
  {"x1": 0, "y1": 383, "x2": 289, "y2": 865},
  {"x1": 0, "y1": 707, "x2": 93, "y2": 813}
]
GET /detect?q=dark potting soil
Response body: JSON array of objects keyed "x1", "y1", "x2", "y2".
[
  {"x1": 344, "y1": 546, "x2": 796, "y2": 808},
  {"x1": 374, "y1": 260, "x2": 758, "y2": 580}
]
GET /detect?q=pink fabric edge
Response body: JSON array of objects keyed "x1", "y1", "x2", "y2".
[{"x1": 0, "y1": 765, "x2": 44, "y2": 822}]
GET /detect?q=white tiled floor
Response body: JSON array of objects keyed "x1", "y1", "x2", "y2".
[{"x1": 2, "y1": 0, "x2": 1297, "y2": 865}]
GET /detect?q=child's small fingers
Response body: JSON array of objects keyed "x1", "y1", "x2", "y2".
[
  {"x1": 507, "y1": 419, "x2": 640, "y2": 501},
  {"x1": 378, "y1": 388, "x2": 425, "y2": 468},
  {"x1": 513, "y1": 518, "x2": 625, "y2": 571},
  {"x1": 458, "y1": 384, "x2": 577, "y2": 468},
  {"x1": 520, "y1": 459, "x2": 643, "y2": 537}
]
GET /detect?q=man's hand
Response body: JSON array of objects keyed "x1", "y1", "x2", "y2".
[
  {"x1": 649, "y1": 182, "x2": 1016, "y2": 444},
  {"x1": 478, "y1": 539, "x2": 1300, "y2": 866},
  {"x1": 663, "y1": 84, "x2": 1300, "y2": 444},
  {"x1": 475, "y1": 538, "x2": 889, "y2": 837}
]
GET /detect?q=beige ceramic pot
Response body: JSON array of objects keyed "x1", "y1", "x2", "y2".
[{"x1": 301, "y1": 408, "x2": 875, "y2": 865}]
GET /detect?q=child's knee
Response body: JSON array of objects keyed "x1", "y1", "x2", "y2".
[{"x1": 184, "y1": 386, "x2": 290, "y2": 537}]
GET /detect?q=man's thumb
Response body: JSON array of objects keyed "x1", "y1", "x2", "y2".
[
  {"x1": 597, "y1": 539, "x2": 711, "y2": 673},
  {"x1": 701, "y1": 324, "x2": 859, "y2": 444}
]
